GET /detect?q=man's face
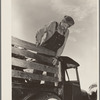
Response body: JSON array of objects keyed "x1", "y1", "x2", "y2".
[{"x1": 61, "y1": 19, "x2": 70, "y2": 30}]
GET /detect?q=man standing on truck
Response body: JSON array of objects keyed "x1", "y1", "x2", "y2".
[
  {"x1": 35, "y1": 15, "x2": 75, "y2": 65},
  {"x1": 34, "y1": 15, "x2": 75, "y2": 84}
]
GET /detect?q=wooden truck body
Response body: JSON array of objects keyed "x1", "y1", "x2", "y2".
[{"x1": 12, "y1": 37, "x2": 89, "y2": 100}]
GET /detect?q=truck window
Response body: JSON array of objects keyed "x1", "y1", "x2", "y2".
[{"x1": 65, "y1": 68, "x2": 77, "y2": 81}]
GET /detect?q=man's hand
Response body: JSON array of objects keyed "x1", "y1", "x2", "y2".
[
  {"x1": 36, "y1": 42, "x2": 40, "y2": 46},
  {"x1": 52, "y1": 57, "x2": 58, "y2": 65}
]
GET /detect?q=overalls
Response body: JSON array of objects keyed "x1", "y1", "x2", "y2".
[{"x1": 41, "y1": 22, "x2": 65, "y2": 52}]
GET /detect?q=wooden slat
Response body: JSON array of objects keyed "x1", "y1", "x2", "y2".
[
  {"x1": 12, "y1": 83, "x2": 34, "y2": 89},
  {"x1": 12, "y1": 37, "x2": 56, "y2": 56},
  {"x1": 12, "y1": 47, "x2": 53, "y2": 64},
  {"x1": 12, "y1": 83, "x2": 58, "y2": 92},
  {"x1": 12, "y1": 58, "x2": 58, "y2": 74},
  {"x1": 12, "y1": 70, "x2": 59, "y2": 82}
]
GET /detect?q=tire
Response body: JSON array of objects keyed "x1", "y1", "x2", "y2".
[{"x1": 25, "y1": 92, "x2": 61, "y2": 100}]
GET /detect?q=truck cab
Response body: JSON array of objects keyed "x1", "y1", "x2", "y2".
[
  {"x1": 57, "y1": 56, "x2": 89, "y2": 100},
  {"x1": 57, "y1": 56, "x2": 81, "y2": 100}
]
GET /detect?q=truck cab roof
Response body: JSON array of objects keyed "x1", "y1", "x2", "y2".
[{"x1": 58, "y1": 56, "x2": 80, "y2": 69}]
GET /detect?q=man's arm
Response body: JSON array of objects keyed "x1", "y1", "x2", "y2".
[
  {"x1": 35, "y1": 21, "x2": 56, "y2": 46},
  {"x1": 35, "y1": 25, "x2": 47, "y2": 46}
]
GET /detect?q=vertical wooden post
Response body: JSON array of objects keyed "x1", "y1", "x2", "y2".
[{"x1": 76, "y1": 68, "x2": 80, "y2": 86}]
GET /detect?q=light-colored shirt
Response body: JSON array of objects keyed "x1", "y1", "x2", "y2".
[{"x1": 36, "y1": 21, "x2": 69, "y2": 57}]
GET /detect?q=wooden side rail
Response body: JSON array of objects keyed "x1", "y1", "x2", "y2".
[
  {"x1": 12, "y1": 57, "x2": 58, "y2": 74},
  {"x1": 12, "y1": 37, "x2": 56, "y2": 56},
  {"x1": 12, "y1": 46, "x2": 54, "y2": 64},
  {"x1": 12, "y1": 70, "x2": 58, "y2": 82},
  {"x1": 12, "y1": 37, "x2": 59, "y2": 88}
]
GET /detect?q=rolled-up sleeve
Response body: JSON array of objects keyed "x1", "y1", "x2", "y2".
[
  {"x1": 35, "y1": 25, "x2": 47, "y2": 44},
  {"x1": 35, "y1": 21, "x2": 56, "y2": 45}
]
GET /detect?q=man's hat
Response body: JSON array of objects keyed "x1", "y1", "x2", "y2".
[{"x1": 64, "y1": 15, "x2": 75, "y2": 26}]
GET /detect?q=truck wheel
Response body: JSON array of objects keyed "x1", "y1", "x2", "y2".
[{"x1": 26, "y1": 93, "x2": 61, "y2": 100}]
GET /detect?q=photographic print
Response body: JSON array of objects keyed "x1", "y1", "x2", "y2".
[{"x1": 11, "y1": 0, "x2": 98, "y2": 100}]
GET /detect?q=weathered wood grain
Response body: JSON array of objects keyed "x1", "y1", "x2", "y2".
[
  {"x1": 12, "y1": 58, "x2": 58, "y2": 74},
  {"x1": 12, "y1": 36, "x2": 56, "y2": 56},
  {"x1": 12, "y1": 70, "x2": 59, "y2": 82}
]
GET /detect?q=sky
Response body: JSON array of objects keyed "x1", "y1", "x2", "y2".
[{"x1": 12, "y1": 0, "x2": 98, "y2": 91}]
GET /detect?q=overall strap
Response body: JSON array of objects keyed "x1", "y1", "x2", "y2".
[
  {"x1": 55, "y1": 22, "x2": 65, "y2": 35},
  {"x1": 55, "y1": 22, "x2": 58, "y2": 30}
]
